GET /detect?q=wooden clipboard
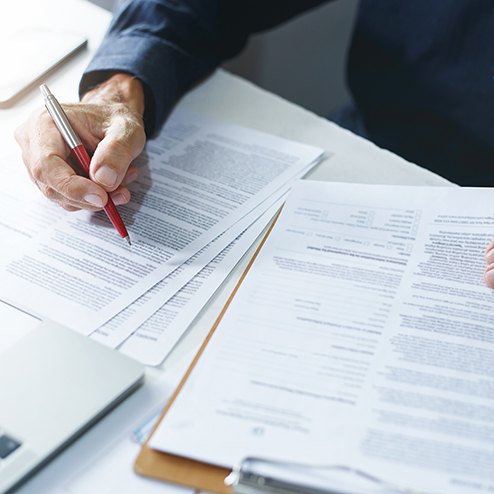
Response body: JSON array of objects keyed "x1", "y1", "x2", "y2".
[{"x1": 134, "y1": 211, "x2": 282, "y2": 493}]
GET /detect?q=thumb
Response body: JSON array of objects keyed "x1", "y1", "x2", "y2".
[{"x1": 90, "y1": 113, "x2": 145, "y2": 192}]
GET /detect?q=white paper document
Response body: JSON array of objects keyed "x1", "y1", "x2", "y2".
[
  {"x1": 150, "y1": 181, "x2": 494, "y2": 494},
  {"x1": 90, "y1": 198, "x2": 282, "y2": 352},
  {"x1": 0, "y1": 113, "x2": 322, "y2": 333},
  {"x1": 118, "y1": 203, "x2": 279, "y2": 366},
  {"x1": 0, "y1": 153, "x2": 64, "y2": 264}
]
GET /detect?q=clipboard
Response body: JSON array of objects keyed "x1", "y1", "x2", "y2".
[{"x1": 134, "y1": 211, "x2": 282, "y2": 494}]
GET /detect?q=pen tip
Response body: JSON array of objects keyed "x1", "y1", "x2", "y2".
[{"x1": 125, "y1": 235, "x2": 132, "y2": 246}]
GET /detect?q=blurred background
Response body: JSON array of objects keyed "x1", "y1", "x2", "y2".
[{"x1": 89, "y1": 0, "x2": 358, "y2": 117}]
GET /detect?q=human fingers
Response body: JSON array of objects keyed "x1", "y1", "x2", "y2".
[
  {"x1": 36, "y1": 179, "x2": 131, "y2": 211},
  {"x1": 35, "y1": 176, "x2": 109, "y2": 211},
  {"x1": 15, "y1": 73, "x2": 145, "y2": 211},
  {"x1": 89, "y1": 106, "x2": 145, "y2": 192},
  {"x1": 107, "y1": 164, "x2": 140, "y2": 206},
  {"x1": 15, "y1": 109, "x2": 108, "y2": 209}
]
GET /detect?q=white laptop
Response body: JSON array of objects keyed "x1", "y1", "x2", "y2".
[{"x1": 0, "y1": 301, "x2": 144, "y2": 493}]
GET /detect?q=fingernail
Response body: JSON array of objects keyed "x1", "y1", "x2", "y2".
[
  {"x1": 486, "y1": 268, "x2": 494, "y2": 287},
  {"x1": 95, "y1": 166, "x2": 118, "y2": 188},
  {"x1": 112, "y1": 193, "x2": 128, "y2": 206},
  {"x1": 84, "y1": 194, "x2": 105, "y2": 207}
]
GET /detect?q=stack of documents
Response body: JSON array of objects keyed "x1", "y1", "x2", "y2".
[
  {"x1": 0, "y1": 111, "x2": 324, "y2": 365},
  {"x1": 147, "y1": 180, "x2": 494, "y2": 494}
]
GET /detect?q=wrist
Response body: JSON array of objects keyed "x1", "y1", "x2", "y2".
[{"x1": 81, "y1": 73, "x2": 145, "y2": 116}]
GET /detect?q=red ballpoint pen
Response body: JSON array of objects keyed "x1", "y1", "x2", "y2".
[{"x1": 40, "y1": 84, "x2": 131, "y2": 245}]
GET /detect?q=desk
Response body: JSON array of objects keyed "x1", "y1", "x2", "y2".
[{"x1": 2, "y1": 1, "x2": 450, "y2": 492}]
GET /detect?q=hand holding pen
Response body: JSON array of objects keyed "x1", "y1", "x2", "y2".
[
  {"x1": 14, "y1": 74, "x2": 146, "y2": 240},
  {"x1": 40, "y1": 83, "x2": 133, "y2": 244}
]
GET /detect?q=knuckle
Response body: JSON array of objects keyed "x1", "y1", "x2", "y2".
[
  {"x1": 30, "y1": 159, "x2": 45, "y2": 182},
  {"x1": 56, "y1": 176, "x2": 75, "y2": 198},
  {"x1": 111, "y1": 102, "x2": 131, "y2": 118},
  {"x1": 39, "y1": 184, "x2": 57, "y2": 201},
  {"x1": 113, "y1": 107, "x2": 144, "y2": 133}
]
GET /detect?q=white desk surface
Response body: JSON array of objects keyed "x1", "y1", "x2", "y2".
[{"x1": 1, "y1": 0, "x2": 450, "y2": 492}]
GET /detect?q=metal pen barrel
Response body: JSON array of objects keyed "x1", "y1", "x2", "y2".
[{"x1": 40, "y1": 84, "x2": 81, "y2": 149}]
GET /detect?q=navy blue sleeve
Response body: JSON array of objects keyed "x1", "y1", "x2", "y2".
[{"x1": 79, "y1": 0, "x2": 327, "y2": 135}]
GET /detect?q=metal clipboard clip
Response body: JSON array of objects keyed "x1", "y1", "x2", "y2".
[{"x1": 225, "y1": 457, "x2": 430, "y2": 494}]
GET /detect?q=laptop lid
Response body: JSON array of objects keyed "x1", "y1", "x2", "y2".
[{"x1": 0, "y1": 302, "x2": 144, "y2": 493}]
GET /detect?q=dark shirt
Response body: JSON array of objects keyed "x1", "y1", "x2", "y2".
[{"x1": 80, "y1": 1, "x2": 494, "y2": 185}]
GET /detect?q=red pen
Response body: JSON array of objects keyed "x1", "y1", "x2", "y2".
[{"x1": 40, "y1": 84, "x2": 131, "y2": 245}]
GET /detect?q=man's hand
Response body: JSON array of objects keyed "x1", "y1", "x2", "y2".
[{"x1": 15, "y1": 74, "x2": 146, "y2": 211}]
